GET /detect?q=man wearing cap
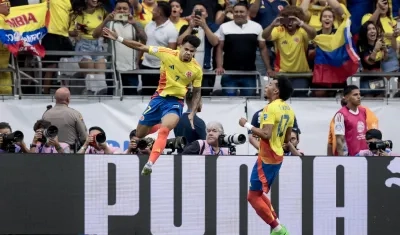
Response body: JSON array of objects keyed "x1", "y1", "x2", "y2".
[{"x1": 356, "y1": 129, "x2": 394, "y2": 156}]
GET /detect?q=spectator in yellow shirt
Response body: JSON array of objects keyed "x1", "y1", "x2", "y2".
[
  {"x1": 40, "y1": 0, "x2": 74, "y2": 94},
  {"x1": 0, "y1": 0, "x2": 11, "y2": 95},
  {"x1": 262, "y1": 6, "x2": 316, "y2": 97},
  {"x1": 169, "y1": 0, "x2": 188, "y2": 32},
  {"x1": 69, "y1": 0, "x2": 108, "y2": 94}
]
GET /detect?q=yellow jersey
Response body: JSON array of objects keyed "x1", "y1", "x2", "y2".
[
  {"x1": 42, "y1": 0, "x2": 71, "y2": 37},
  {"x1": 148, "y1": 46, "x2": 203, "y2": 99},
  {"x1": 259, "y1": 99, "x2": 295, "y2": 164},
  {"x1": 70, "y1": 8, "x2": 107, "y2": 40},
  {"x1": 271, "y1": 26, "x2": 310, "y2": 72},
  {"x1": 134, "y1": 3, "x2": 154, "y2": 28},
  {"x1": 173, "y1": 18, "x2": 188, "y2": 32}
]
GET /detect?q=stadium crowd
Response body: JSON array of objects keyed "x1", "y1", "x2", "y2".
[{"x1": 0, "y1": 0, "x2": 400, "y2": 97}]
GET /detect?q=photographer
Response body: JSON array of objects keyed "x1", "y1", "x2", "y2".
[
  {"x1": 0, "y1": 122, "x2": 29, "y2": 153},
  {"x1": 182, "y1": 121, "x2": 230, "y2": 155},
  {"x1": 356, "y1": 129, "x2": 395, "y2": 156},
  {"x1": 30, "y1": 120, "x2": 70, "y2": 153},
  {"x1": 125, "y1": 130, "x2": 151, "y2": 154},
  {"x1": 283, "y1": 128, "x2": 304, "y2": 156},
  {"x1": 78, "y1": 127, "x2": 121, "y2": 154}
]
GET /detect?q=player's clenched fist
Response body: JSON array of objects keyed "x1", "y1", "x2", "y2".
[{"x1": 238, "y1": 118, "x2": 247, "y2": 127}]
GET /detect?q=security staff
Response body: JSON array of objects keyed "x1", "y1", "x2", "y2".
[{"x1": 42, "y1": 87, "x2": 87, "y2": 151}]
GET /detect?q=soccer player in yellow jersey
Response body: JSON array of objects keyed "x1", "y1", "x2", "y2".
[
  {"x1": 239, "y1": 77, "x2": 295, "y2": 235},
  {"x1": 103, "y1": 28, "x2": 202, "y2": 175}
]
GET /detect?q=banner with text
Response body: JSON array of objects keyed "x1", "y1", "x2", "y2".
[
  {"x1": 0, "y1": 2, "x2": 49, "y2": 57},
  {"x1": 0, "y1": 154, "x2": 398, "y2": 235}
]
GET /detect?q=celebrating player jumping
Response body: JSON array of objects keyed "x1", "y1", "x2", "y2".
[
  {"x1": 239, "y1": 77, "x2": 294, "y2": 235},
  {"x1": 102, "y1": 28, "x2": 203, "y2": 176}
]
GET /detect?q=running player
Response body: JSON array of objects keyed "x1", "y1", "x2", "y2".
[
  {"x1": 239, "y1": 77, "x2": 294, "y2": 235},
  {"x1": 102, "y1": 28, "x2": 202, "y2": 175}
]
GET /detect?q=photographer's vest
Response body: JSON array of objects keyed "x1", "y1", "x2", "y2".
[{"x1": 197, "y1": 140, "x2": 229, "y2": 155}]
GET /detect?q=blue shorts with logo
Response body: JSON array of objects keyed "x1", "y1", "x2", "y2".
[
  {"x1": 138, "y1": 95, "x2": 184, "y2": 126},
  {"x1": 249, "y1": 158, "x2": 282, "y2": 193}
]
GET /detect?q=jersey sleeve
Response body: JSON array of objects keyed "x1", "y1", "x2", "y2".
[
  {"x1": 334, "y1": 112, "x2": 345, "y2": 135},
  {"x1": 260, "y1": 106, "x2": 275, "y2": 126},
  {"x1": 192, "y1": 68, "x2": 203, "y2": 88},
  {"x1": 148, "y1": 46, "x2": 175, "y2": 61},
  {"x1": 287, "y1": 112, "x2": 295, "y2": 128}
]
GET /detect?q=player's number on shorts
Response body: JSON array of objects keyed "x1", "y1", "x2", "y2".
[
  {"x1": 143, "y1": 106, "x2": 152, "y2": 115},
  {"x1": 277, "y1": 114, "x2": 290, "y2": 137}
]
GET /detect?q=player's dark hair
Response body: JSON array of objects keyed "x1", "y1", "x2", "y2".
[
  {"x1": 234, "y1": 1, "x2": 249, "y2": 9},
  {"x1": 0, "y1": 122, "x2": 11, "y2": 132},
  {"x1": 157, "y1": 1, "x2": 172, "y2": 18},
  {"x1": 274, "y1": 77, "x2": 293, "y2": 101},
  {"x1": 115, "y1": 0, "x2": 130, "y2": 7},
  {"x1": 33, "y1": 119, "x2": 51, "y2": 132},
  {"x1": 343, "y1": 85, "x2": 359, "y2": 96},
  {"x1": 340, "y1": 98, "x2": 347, "y2": 106},
  {"x1": 89, "y1": 126, "x2": 105, "y2": 134},
  {"x1": 182, "y1": 35, "x2": 201, "y2": 48}
]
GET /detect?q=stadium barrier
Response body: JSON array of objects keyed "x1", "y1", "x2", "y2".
[
  {"x1": 1, "y1": 49, "x2": 400, "y2": 98},
  {"x1": 0, "y1": 154, "x2": 397, "y2": 235}
]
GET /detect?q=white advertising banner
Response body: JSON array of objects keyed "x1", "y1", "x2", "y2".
[
  {"x1": 0, "y1": 98, "x2": 249, "y2": 154},
  {"x1": 1, "y1": 98, "x2": 399, "y2": 155}
]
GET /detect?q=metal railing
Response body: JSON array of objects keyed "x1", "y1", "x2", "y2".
[{"x1": 1, "y1": 49, "x2": 399, "y2": 100}]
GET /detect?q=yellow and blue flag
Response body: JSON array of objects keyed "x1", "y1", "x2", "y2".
[
  {"x1": 0, "y1": 2, "x2": 49, "y2": 57},
  {"x1": 313, "y1": 18, "x2": 360, "y2": 85}
]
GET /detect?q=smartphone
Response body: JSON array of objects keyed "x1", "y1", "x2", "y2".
[
  {"x1": 114, "y1": 13, "x2": 129, "y2": 22},
  {"x1": 194, "y1": 9, "x2": 202, "y2": 17}
]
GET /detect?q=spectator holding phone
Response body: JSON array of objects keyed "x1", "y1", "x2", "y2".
[
  {"x1": 362, "y1": 0, "x2": 399, "y2": 93},
  {"x1": 69, "y1": 0, "x2": 108, "y2": 95},
  {"x1": 262, "y1": 6, "x2": 316, "y2": 97},
  {"x1": 357, "y1": 21, "x2": 393, "y2": 97},
  {"x1": 93, "y1": 0, "x2": 147, "y2": 96}
]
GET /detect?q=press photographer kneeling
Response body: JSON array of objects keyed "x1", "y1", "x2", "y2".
[
  {"x1": 78, "y1": 127, "x2": 121, "y2": 154},
  {"x1": 127, "y1": 129, "x2": 187, "y2": 154},
  {"x1": 125, "y1": 130, "x2": 152, "y2": 154},
  {"x1": 356, "y1": 129, "x2": 394, "y2": 156},
  {"x1": 0, "y1": 122, "x2": 29, "y2": 153},
  {"x1": 30, "y1": 120, "x2": 70, "y2": 153},
  {"x1": 182, "y1": 121, "x2": 246, "y2": 155}
]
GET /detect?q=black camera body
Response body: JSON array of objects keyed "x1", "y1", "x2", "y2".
[
  {"x1": 0, "y1": 131, "x2": 24, "y2": 153},
  {"x1": 136, "y1": 136, "x2": 187, "y2": 154},
  {"x1": 38, "y1": 125, "x2": 58, "y2": 143},
  {"x1": 368, "y1": 140, "x2": 393, "y2": 151}
]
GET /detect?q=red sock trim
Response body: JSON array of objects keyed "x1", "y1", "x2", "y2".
[{"x1": 269, "y1": 219, "x2": 279, "y2": 229}]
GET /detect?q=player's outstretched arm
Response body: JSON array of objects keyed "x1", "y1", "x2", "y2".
[
  {"x1": 239, "y1": 118, "x2": 272, "y2": 140},
  {"x1": 102, "y1": 27, "x2": 150, "y2": 53}
]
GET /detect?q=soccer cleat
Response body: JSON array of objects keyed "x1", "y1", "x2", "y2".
[
  {"x1": 141, "y1": 162, "x2": 153, "y2": 176},
  {"x1": 270, "y1": 225, "x2": 289, "y2": 235}
]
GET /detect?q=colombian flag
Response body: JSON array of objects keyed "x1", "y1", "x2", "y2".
[
  {"x1": 312, "y1": 18, "x2": 360, "y2": 85},
  {"x1": 0, "y1": 2, "x2": 49, "y2": 57}
]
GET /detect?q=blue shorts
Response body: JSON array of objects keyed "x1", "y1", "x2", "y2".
[
  {"x1": 138, "y1": 95, "x2": 184, "y2": 126},
  {"x1": 249, "y1": 158, "x2": 282, "y2": 193}
]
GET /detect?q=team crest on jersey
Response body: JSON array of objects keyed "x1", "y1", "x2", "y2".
[
  {"x1": 357, "y1": 121, "x2": 365, "y2": 133},
  {"x1": 185, "y1": 71, "x2": 192, "y2": 78}
]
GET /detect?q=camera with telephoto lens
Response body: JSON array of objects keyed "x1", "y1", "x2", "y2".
[
  {"x1": 38, "y1": 125, "x2": 58, "y2": 143},
  {"x1": 368, "y1": 140, "x2": 393, "y2": 151},
  {"x1": 0, "y1": 131, "x2": 24, "y2": 153},
  {"x1": 89, "y1": 133, "x2": 107, "y2": 148},
  {"x1": 218, "y1": 134, "x2": 246, "y2": 147},
  {"x1": 136, "y1": 136, "x2": 187, "y2": 154}
]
